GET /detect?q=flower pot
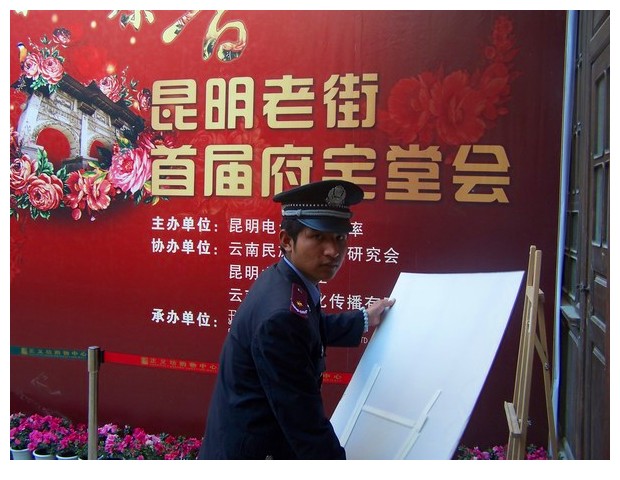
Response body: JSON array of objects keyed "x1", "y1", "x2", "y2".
[
  {"x1": 33, "y1": 448, "x2": 55, "y2": 460},
  {"x1": 10, "y1": 447, "x2": 33, "y2": 460},
  {"x1": 56, "y1": 452, "x2": 79, "y2": 460}
]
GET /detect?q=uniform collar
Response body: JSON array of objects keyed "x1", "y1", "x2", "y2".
[{"x1": 282, "y1": 256, "x2": 321, "y2": 307}]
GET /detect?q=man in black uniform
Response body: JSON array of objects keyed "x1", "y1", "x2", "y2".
[{"x1": 198, "y1": 180, "x2": 395, "y2": 459}]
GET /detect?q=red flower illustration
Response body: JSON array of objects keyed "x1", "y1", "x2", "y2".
[
  {"x1": 430, "y1": 70, "x2": 486, "y2": 146},
  {"x1": 64, "y1": 170, "x2": 115, "y2": 220},
  {"x1": 379, "y1": 15, "x2": 519, "y2": 149},
  {"x1": 64, "y1": 170, "x2": 87, "y2": 211},
  {"x1": 84, "y1": 176, "x2": 113, "y2": 211},
  {"x1": 378, "y1": 71, "x2": 439, "y2": 145},
  {"x1": 476, "y1": 62, "x2": 512, "y2": 121}
]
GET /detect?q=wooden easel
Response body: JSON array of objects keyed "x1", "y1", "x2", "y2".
[{"x1": 504, "y1": 246, "x2": 558, "y2": 460}]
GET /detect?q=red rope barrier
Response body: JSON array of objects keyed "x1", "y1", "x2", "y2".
[
  {"x1": 102, "y1": 350, "x2": 352, "y2": 384},
  {"x1": 103, "y1": 351, "x2": 219, "y2": 374}
]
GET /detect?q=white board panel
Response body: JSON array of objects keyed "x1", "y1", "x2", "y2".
[{"x1": 331, "y1": 271, "x2": 524, "y2": 460}]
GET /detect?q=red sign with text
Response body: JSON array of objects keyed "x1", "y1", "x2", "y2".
[{"x1": 10, "y1": 10, "x2": 566, "y2": 448}]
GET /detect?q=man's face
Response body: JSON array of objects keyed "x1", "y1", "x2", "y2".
[{"x1": 280, "y1": 227, "x2": 348, "y2": 284}]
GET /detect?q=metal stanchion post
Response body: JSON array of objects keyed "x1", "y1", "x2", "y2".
[{"x1": 88, "y1": 346, "x2": 101, "y2": 460}]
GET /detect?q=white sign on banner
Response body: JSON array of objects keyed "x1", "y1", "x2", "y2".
[{"x1": 330, "y1": 271, "x2": 524, "y2": 460}]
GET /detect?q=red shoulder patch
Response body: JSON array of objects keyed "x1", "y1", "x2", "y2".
[{"x1": 290, "y1": 283, "x2": 309, "y2": 318}]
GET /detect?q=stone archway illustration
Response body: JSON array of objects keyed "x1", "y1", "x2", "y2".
[{"x1": 16, "y1": 74, "x2": 144, "y2": 172}]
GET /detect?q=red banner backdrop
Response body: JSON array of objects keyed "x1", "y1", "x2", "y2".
[{"x1": 10, "y1": 10, "x2": 566, "y2": 451}]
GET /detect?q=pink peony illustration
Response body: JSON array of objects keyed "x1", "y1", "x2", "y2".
[
  {"x1": 22, "y1": 52, "x2": 43, "y2": 80},
  {"x1": 97, "y1": 74, "x2": 124, "y2": 102},
  {"x1": 39, "y1": 56, "x2": 64, "y2": 85},
  {"x1": 10, "y1": 154, "x2": 38, "y2": 194},
  {"x1": 108, "y1": 146, "x2": 152, "y2": 194},
  {"x1": 26, "y1": 173, "x2": 64, "y2": 211}
]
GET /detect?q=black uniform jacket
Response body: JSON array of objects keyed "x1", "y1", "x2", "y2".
[{"x1": 198, "y1": 259, "x2": 364, "y2": 459}]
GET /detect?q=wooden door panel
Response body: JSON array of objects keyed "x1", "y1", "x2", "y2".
[
  {"x1": 559, "y1": 10, "x2": 609, "y2": 460},
  {"x1": 584, "y1": 14, "x2": 609, "y2": 460}
]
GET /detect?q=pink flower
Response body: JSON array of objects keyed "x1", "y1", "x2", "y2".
[
  {"x1": 104, "y1": 434, "x2": 119, "y2": 455},
  {"x1": 52, "y1": 27, "x2": 72, "y2": 47},
  {"x1": 137, "y1": 127, "x2": 176, "y2": 151},
  {"x1": 526, "y1": 444, "x2": 548, "y2": 460},
  {"x1": 97, "y1": 423, "x2": 118, "y2": 436},
  {"x1": 10, "y1": 127, "x2": 21, "y2": 159},
  {"x1": 10, "y1": 154, "x2": 38, "y2": 194},
  {"x1": 97, "y1": 74, "x2": 124, "y2": 102},
  {"x1": 137, "y1": 88, "x2": 152, "y2": 111},
  {"x1": 11, "y1": 413, "x2": 203, "y2": 459},
  {"x1": 40, "y1": 55, "x2": 64, "y2": 85},
  {"x1": 57, "y1": 427, "x2": 86, "y2": 456},
  {"x1": 108, "y1": 147, "x2": 152, "y2": 194},
  {"x1": 25, "y1": 415, "x2": 67, "y2": 453},
  {"x1": 27, "y1": 173, "x2": 64, "y2": 211},
  {"x1": 22, "y1": 52, "x2": 43, "y2": 79}
]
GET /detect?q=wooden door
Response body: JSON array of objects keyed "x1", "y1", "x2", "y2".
[
  {"x1": 583, "y1": 10, "x2": 609, "y2": 460},
  {"x1": 558, "y1": 10, "x2": 609, "y2": 460}
]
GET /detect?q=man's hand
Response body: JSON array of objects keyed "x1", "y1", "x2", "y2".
[{"x1": 367, "y1": 297, "x2": 396, "y2": 328}]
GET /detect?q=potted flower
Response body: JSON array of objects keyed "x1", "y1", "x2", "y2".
[
  {"x1": 76, "y1": 428, "x2": 106, "y2": 460},
  {"x1": 26, "y1": 414, "x2": 69, "y2": 459},
  {"x1": 525, "y1": 444, "x2": 549, "y2": 460},
  {"x1": 76, "y1": 441, "x2": 89, "y2": 460},
  {"x1": 100, "y1": 423, "x2": 130, "y2": 459},
  {"x1": 10, "y1": 413, "x2": 33, "y2": 460},
  {"x1": 456, "y1": 443, "x2": 549, "y2": 460},
  {"x1": 125, "y1": 427, "x2": 167, "y2": 460},
  {"x1": 28, "y1": 429, "x2": 59, "y2": 459},
  {"x1": 77, "y1": 422, "x2": 116, "y2": 459},
  {"x1": 11, "y1": 413, "x2": 204, "y2": 460},
  {"x1": 163, "y1": 435, "x2": 201, "y2": 460},
  {"x1": 56, "y1": 424, "x2": 87, "y2": 460}
]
